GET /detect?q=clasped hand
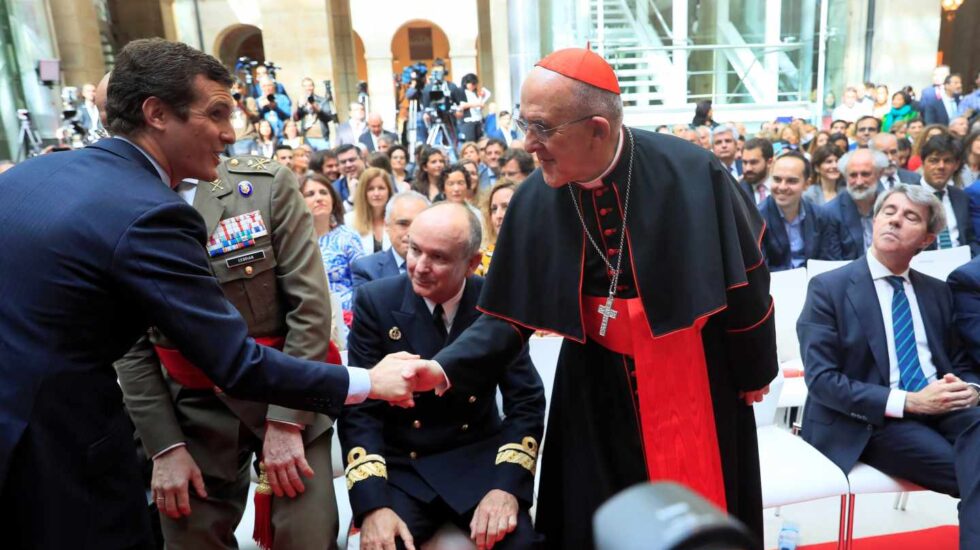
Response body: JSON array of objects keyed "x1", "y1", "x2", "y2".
[
  {"x1": 368, "y1": 352, "x2": 447, "y2": 407},
  {"x1": 905, "y1": 373, "x2": 980, "y2": 415}
]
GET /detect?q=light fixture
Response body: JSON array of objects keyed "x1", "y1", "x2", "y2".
[{"x1": 941, "y1": 0, "x2": 964, "y2": 20}]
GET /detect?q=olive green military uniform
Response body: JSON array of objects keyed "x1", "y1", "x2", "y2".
[{"x1": 115, "y1": 156, "x2": 338, "y2": 549}]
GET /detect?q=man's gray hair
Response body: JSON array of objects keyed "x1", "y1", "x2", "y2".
[
  {"x1": 570, "y1": 80, "x2": 623, "y2": 131},
  {"x1": 385, "y1": 191, "x2": 430, "y2": 223},
  {"x1": 873, "y1": 183, "x2": 946, "y2": 235},
  {"x1": 710, "y1": 124, "x2": 739, "y2": 144},
  {"x1": 839, "y1": 148, "x2": 888, "y2": 176}
]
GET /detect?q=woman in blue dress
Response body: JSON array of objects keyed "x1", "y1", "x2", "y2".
[{"x1": 300, "y1": 174, "x2": 364, "y2": 323}]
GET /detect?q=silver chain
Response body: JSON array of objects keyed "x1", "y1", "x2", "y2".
[{"x1": 566, "y1": 127, "x2": 635, "y2": 296}]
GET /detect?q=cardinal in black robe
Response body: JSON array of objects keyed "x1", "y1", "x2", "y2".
[{"x1": 428, "y1": 48, "x2": 777, "y2": 549}]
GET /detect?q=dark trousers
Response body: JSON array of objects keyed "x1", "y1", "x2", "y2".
[
  {"x1": 389, "y1": 484, "x2": 538, "y2": 550},
  {"x1": 860, "y1": 407, "x2": 980, "y2": 548}
]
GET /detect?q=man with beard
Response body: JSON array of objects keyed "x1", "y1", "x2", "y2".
[
  {"x1": 822, "y1": 148, "x2": 888, "y2": 259},
  {"x1": 739, "y1": 138, "x2": 774, "y2": 205}
]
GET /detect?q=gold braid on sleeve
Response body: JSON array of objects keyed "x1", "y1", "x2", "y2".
[
  {"x1": 344, "y1": 447, "x2": 388, "y2": 489},
  {"x1": 494, "y1": 436, "x2": 538, "y2": 474}
]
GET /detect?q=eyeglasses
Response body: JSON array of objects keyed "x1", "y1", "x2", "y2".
[{"x1": 514, "y1": 114, "x2": 597, "y2": 142}]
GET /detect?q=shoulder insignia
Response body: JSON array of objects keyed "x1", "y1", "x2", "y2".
[
  {"x1": 223, "y1": 156, "x2": 278, "y2": 175},
  {"x1": 495, "y1": 436, "x2": 538, "y2": 474},
  {"x1": 345, "y1": 447, "x2": 388, "y2": 489},
  {"x1": 209, "y1": 178, "x2": 224, "y2": 192},
  {"x1": 247, "y1": 157, "x2": 272, "y2": 171}
]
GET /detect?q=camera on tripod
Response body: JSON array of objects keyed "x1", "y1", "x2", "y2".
[{"x1": 235, "y1": 56, "x2": 259, "y2": 86}]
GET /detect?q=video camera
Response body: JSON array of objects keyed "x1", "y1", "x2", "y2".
[
  {"x1": 235, "y1": 56, "x2": 259, "y2": 86},
  {"x1": 401, "y1": 62, "x2": 428, "y2": 87}
]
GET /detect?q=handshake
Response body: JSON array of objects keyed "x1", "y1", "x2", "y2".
[{"x1": 366, "y1": 352, "x2": 447, "y2": 407}]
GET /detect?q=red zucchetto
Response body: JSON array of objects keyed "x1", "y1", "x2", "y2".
[{"x1": 535, "y1": 48, "x2": 621, "y2": 95}]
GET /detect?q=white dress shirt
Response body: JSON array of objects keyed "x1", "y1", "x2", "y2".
[
  {"x1": 866, "y1": 252, "x2": 938, "y2": 418},
  {"x1": 422, "y1": 280, "x2": 467, "y2": 334},
  {"x1": 922, "y1": 177, "x2": 959, "y2": 245}
]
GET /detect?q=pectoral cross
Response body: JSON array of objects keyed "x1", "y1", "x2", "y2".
[{"x1": 597, "y1": 294, "x2": 618, "y2": 336}]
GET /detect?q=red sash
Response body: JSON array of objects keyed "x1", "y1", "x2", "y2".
[
  {"x1": 583, "y1": 295, "x2": 728, "y2": 511},
  {"x1": 155, "y1": 336, "x2": 287, "y2": 390}
]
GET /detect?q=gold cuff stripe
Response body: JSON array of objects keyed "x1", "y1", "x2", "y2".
[
  {"x1": 344, "y1": 447, "x2": 388, "y2": 489},
  {"x1": 494, "y1": 436, "x2": 539, "y2": 474}
]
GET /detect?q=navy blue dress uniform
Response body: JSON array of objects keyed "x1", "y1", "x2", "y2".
[
  {"x1": 340, "y1": 274, "x2": 545, "y2": 547},
  {"x1": 0, "y1": 138, "x2": 351, "y2": 549},
  {"x1": 758, "y1": 196, "x2": 841, "y2": 271}
]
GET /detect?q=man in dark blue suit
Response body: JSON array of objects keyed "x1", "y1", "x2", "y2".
[
  {"x1": 758, "y1": 151, "x2": 840, "y2": 271},
  {"x1": 821, "y1": 148, "x2": 886, "y2": 260},
  {"x1": 0, "y1": 38, "x2": 435, "y2": 549},
  {"x1": 352, "y1": 191, "x2": 430, "y2": 288},
  {"x1": 922, "y1": 74, "x2": 962, "y2": 126},
  {"x1": 332, "y1": 143, "x2": 364, "y2": 210},
  {"x1": 799, "y1": 184, "x2": 980, "y2": 549},
  {"x1": 917, "y1": 135, "x2": 979, "y2": 257},
  {"x1": 738, "y1": 138, "x2": 773, "y2": 206},
  {"x1": 341, "y1": 203, "x2": 545, "y2": 550}
]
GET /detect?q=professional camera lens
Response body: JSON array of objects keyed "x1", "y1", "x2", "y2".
[
  {"x1": 233, "y1": 92, "x2": 242, "y2": 101},
  {"x1": 308, "y1": 95, "x2": 315, "y2": 104},
  {"x1": 267, "y1": 94, "x2": 276, "y2": 103}
]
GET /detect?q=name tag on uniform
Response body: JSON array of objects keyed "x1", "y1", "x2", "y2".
[
  {"x1": 225, "y1": 249, "x2": 266, "y2": 268},
  {"x1": 206, "y1": 210, "x2": 268, "y2": 257}
]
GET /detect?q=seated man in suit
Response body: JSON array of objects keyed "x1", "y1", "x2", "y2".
[
  {"x1": 871, "y1": 132, "x2": 919, "y2": 190},
  {"x1": 352, "y1": 191, "x2": 430, "y2": 288},
  {"x1": 758, "y1": 151, "x2": 840, "y2": 271},
  {"x1": 798, "y1": 183, "x2": 980, "y2": 548},
  {"x1": 333, "y1": 144, "x2": 365, "y2": 211},
  {"x1": 340, "y1": 202, "x2": 545, "y2": 550},
  {"x1": 359, "y1": 113, "x2": 399, "y2": 153},
  {"x1": 918, "y1": 134, "x2": 979, "y2": 257},
  {"x1": 821, "y1": 148, "x2": 886, "y2": 260}
]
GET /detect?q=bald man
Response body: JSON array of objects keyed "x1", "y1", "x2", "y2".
[
  {"x1": 421, "y1": 49, "x2": 776, "y2": 547},
  {"x1": 341, "y1": 203, "x2": 544, "y2": 550},
  {"x1": 359, "y1": 112, "x2": 399, "y2": 153}
]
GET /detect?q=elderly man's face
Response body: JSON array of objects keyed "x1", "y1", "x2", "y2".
[
  {"x1": 368, "y1": 115, "x2": 383, "y2": 135},
  {"x1": 845, "y1": 151, "x2": 878, "y2": 201},
  {"x1": 519, "y1": 68, "x2": 611, "y2": 187},
  {"x1": 387, "y1": 198, "x2": 428, "y2": 259},
  {"x1": 843, "y1": 89, "x2": 858, "y2": 107},
  {"x1": 407, "y1": 207, "x2": 481, "y2": 304},
  {"x1": 872, "y1": 192, "x2": 935, "y2": 257},
  {"x1": 711, "y1": 130, "x2": 736, "y2": 163},
  {"x1": 156, "y1": 75, "x2": 235, "y2": 184}
]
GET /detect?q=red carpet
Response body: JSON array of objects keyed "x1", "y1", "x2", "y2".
[{"x1": 793, "y1": 525, "x2": 958, "y2": 549}]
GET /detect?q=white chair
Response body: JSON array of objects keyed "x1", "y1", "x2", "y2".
[
  {"x1": 769, "y1": 268, "x2": 809, "y2": 410},
  {"x1": 755, "y1": 370, "x2": 849, "y2": 549},
  {"x1": 843, "y1": 462, "x2": 925, "y2": 550},
  {"x1": 909, "y1": 245, "x2": 971, "y2": 281},
  {"x1": 806, "y1": 259, "x2": 851, "y2": 282}
]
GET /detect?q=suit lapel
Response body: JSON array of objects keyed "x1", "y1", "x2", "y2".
[
  {"x1": 845, "y1": 260, "x2": 890, "y2": 383},
  {"x1": 950, "y1": 188, "x2": 970, "y2": 244},
  {"x1": 910, "y1": 271, "x2": 949, "y2": 374},
  {"x1": 391, "y1": 279, "x2": 443, "y2": 359},
  {"x1": 841, "y1": 193, "x2": 864, "y2": 251},
  {"x1": 448, "y1": 277, "x2": 480, "y2": 342},
  {"x1": 802, "y1": 201, "x2": 819, "y2": 259}
]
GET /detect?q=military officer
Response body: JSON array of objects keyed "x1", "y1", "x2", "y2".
[
  {"x1": 340, "y1": 203, "x2": 546, "y2": 550},
  {"x1": 115, "y1": 154, "x2": 339, "y2": 549}
]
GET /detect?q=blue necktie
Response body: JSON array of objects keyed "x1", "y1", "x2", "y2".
[
  {"x1": 934, "y1": 191, "x2": 953, "y2": 249},
  {"x1": 885, "y1": 276, "x2": 928, "y2": 392}
]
